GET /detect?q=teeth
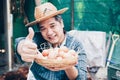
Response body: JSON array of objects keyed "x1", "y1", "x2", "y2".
[{"x1": 49, "y1": 36, "x2": 55, "y2": 39}]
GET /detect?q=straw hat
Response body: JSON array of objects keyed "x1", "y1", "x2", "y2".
[{"x1": 25, "y1": 2, "x2": 68, "y2": 27}]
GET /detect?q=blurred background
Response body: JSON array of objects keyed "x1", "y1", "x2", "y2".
[{"x1": 0, "y1": 0, "x2": 120, "y2": 79}]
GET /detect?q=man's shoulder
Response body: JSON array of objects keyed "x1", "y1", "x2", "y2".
[
  {"x1": 66, "y1": 32, "x2": 81, "y2": 44},
  {"x1": 66, "y1": 33, "x2": 83, "y2": 47}
]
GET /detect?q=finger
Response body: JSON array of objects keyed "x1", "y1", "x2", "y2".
[
  {"x1": 22, "y1": 53, "x2": 37, "y2": 59},
  {"x1": 21, "y1": 54, "x2": 36, "y2": 62},
  {"x1": 26, "y1": 27, "x2": 34, "y2": 41},
  {"x1": 22, "y1": 47, "x2": 37, "y2": 54},
  {"x1": 21, "y1": 57, "x2": 34, "y2": 62},
  {"x1": 23, "y1": 42, "x2": 37, "y2": 49}
]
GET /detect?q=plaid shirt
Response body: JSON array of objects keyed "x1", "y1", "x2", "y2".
[{"x1": 15, "y1": 32, "x2": 87, "y2": 80}]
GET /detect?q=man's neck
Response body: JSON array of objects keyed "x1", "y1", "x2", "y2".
[{"x1": 52, "y1": 34, "x2": 66, "y2": 48}]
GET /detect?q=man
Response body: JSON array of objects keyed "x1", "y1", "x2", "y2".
[{"x1": 16, "y1": 2, "x2": 87, "y2": 80}]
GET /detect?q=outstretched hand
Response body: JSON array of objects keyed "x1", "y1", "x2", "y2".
[{"x1": 17, "y1": 27, "x2": 43, "y2": 62}]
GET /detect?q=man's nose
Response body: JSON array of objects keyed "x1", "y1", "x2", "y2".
[{"x1": 47, "y1": 28, "x2": 54, "y2": 35}]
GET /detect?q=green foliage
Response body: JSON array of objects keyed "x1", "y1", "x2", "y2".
[{"x1": 13, "y1": 0, "x2": 120, "y2": 36}]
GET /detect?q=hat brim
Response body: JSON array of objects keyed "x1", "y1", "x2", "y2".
[{"x1": 25, "y1": 7, "x2": 68, "y2": 27}]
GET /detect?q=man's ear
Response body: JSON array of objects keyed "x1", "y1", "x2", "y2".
[{"x1": 60, "y1": 20, "x2": 64, "y2": 28}]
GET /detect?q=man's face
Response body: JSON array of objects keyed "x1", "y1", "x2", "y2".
[{"x1": 38, "y1": 17, "x2": 65, "y2": 46}]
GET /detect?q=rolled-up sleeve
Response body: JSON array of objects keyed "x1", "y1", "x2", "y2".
[
  {"x1": 76, "y1": 52, "x2": 87, "y2": 80},
  {"x1": 65, "y1": 34, "x2": 87, "y2": 80},
  {"x1": 75, "y1": 42, "x2": 87, "y2": 80},
  {"x1": 73, "y1": 42, "x2": 87, "y2": 80}
]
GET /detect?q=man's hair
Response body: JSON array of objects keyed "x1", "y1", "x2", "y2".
[
  {"x1": 54, "y1": 15, "x2": 62, "y2": 23},
  {"x1": 37, "y1": 15, "x2": 62, "y2": 28}
]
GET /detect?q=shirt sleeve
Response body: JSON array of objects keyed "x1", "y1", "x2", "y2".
[
  {"x1": 73, "y1": 41, "x2": 87, "y2": 80},
  {"x1": 76, "y1": 51, "x2": 87, "y2": 80},
  {"x1": 65, "y1": 34, "x2": 87, "y2": 80},
  {"x1": 71, "y1": 41, "x2": 87, "y2": 80}
]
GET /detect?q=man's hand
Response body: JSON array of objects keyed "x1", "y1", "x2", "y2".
[{"x1": 17, "y1": 27, "x2": 42, "y2": 62}]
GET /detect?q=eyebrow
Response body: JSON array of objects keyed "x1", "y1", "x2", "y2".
[
  {"x1": 39, "y1": 22, "x2": 55, "y2": 28},
  {"x1": 50, "y1": 23, "x2": 55, "y2": 25},
  {"x1": 40, "y1": 22, "x2": 55, "y2": 28}
]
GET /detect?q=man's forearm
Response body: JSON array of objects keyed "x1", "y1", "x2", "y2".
[{"x1": 65, "y1": 66, "x2": 78, "y2": 80}]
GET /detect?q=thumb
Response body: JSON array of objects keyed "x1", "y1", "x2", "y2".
[{"x1": 26, "y1": 27, "x2": 34, "y2": 41}]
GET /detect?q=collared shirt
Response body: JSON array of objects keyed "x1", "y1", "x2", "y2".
[{"x1": 15, "y1": 32, "x2": 87, "y2": 80}]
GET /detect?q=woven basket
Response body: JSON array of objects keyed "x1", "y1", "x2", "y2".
[{"x1": 35, "y1": 57, "x2": 77, "y2": 68}]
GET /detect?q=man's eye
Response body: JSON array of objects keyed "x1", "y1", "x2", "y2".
[
  {"x1": 51, "y1": 25, "x2": 55, "y2": 28},
  {"x1": 40, "y1": 28, "x2": 46, "y2": 31}
]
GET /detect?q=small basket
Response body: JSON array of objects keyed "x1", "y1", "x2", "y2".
[{"x1": 35, "y1": 57, "x2": 77, "y2": 68}]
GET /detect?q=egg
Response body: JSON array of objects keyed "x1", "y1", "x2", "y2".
[
  {"x1": 42, "y1": 49, "x2": 49, "y2": 56},
  {"x1": 47, "y1": 48, "x2": 57, "y2": 59},
  {"x1": 59, "y1": 46, "x2": 69, "y2": 53}
]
